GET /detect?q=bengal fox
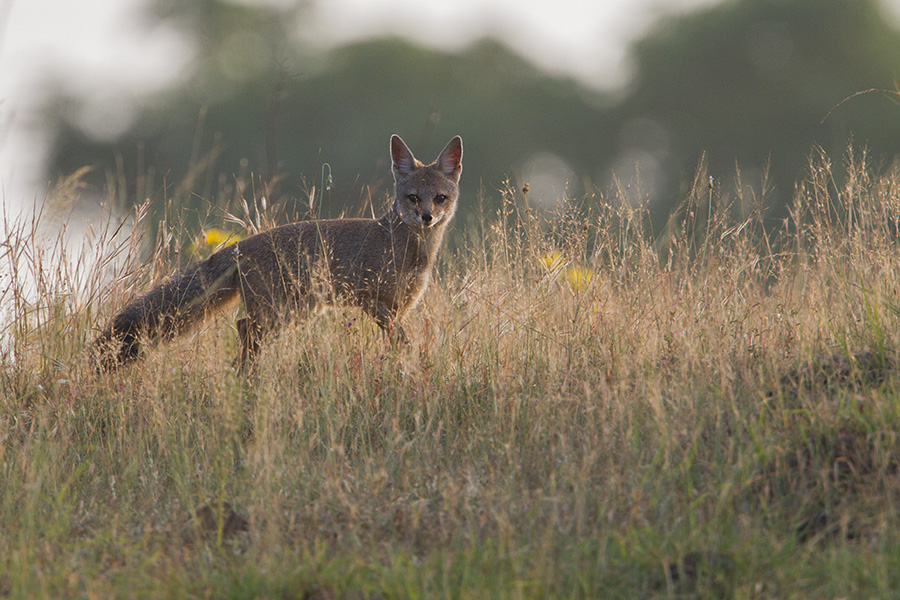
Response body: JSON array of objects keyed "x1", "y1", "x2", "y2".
[{"x1": 95, "y1": 135, "x2": 462, "y2": 369}]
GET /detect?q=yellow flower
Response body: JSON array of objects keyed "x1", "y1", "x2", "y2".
[
  {"x1": 564, "y1": 266, "x2": 594, "y2": 292},
  {"x1": 203, "y1": 228, "x2": 242, "y2": 248},
  {"x1": 188, "y1": 228, "x2": 243, "y2": 256},
  {"x1": 538, "y1": 251, "x2": 566, "y2": 273}
]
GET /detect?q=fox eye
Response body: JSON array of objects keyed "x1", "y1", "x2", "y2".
[
  {"x1": 434, "y1": 194, "x2": 447, "y2": 204},
  {"x1": 407, "y1": 194, "x2": 420, "y2": 204}
]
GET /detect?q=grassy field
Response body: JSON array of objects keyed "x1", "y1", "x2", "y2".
[{"x1": 3, "y1": 150, "x2": 900, "y2": 598}]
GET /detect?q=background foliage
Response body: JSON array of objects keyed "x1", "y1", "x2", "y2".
[{"x1": 42, "y1": 0, "x2": 900, "y2": 232}]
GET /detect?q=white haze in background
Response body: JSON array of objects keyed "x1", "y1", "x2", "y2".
[
  {"x1": 521, "y1": 153, "x2": 577, "y2": 214},
  {"x1": 0, "y1": 0, "x2": 725, "y2": 212},
  {"x1": 301, "y1": 0, "x2": 721, "y2": 92},
  {"x1": 2, "y1": 0, "x2": 900, "y2": 210},
  {"x1": 0, "y1": 0, "x2": 193, "y2": 213}
]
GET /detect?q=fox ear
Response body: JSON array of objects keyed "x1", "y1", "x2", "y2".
[
  {"x1": 391, "y1": 135, "x2": 417, "y2": 179},
  {"x1": 435, "y1": 136, "x2": 463, "y2": 182}
]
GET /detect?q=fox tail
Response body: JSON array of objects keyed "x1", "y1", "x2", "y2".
[{"x1": 94, "y1": 248, "x2": 241, "y2": 369}]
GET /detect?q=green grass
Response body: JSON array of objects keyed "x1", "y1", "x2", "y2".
[{"x1": 3, "y1": 150, "x2": 900, "y2": 598}]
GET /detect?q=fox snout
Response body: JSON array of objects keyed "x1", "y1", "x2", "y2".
[
  {"x1": 411, "y1": 201, "x2": 439, "y2": 226},
  {"x1": 419, "y1": 207, "x2": 445, "y2": 227}
]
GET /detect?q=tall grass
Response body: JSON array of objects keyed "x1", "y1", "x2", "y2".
[{"x1": 3, "y1": 148, "x2": 900, "y2": 598}]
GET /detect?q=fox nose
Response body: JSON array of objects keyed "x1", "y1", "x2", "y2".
[{"x1": 422, "y1": 213, "x2": 433, "y2": 224}]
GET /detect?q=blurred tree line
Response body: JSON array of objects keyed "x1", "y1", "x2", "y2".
[{"x1": 45, "y1": 0, "x2": 900, "y2": 235}]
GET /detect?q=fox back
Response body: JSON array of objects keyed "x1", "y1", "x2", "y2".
[{"x1": 95, "y1": 135, "x2": 463, "y2": 369}]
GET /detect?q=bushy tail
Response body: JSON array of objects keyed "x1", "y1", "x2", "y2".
[{"x1": 94, "y1": 248, "x2": 241, "y2": 369}]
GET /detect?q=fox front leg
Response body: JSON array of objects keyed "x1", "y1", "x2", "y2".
[
  {"x1": 389, "y1": 323, "x2": 409, "y2": 346},
  {"x1": 367, "y1": 300, "x2": 409, "y2": 346}
]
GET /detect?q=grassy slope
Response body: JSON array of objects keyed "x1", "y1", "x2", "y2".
[{"x1": 3, "y1": 152, "x2": 900, "y2": 598}]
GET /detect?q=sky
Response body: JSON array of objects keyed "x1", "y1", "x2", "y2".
[{"x1": 2, "y1": 0, "x2": 900, "y2": 210}]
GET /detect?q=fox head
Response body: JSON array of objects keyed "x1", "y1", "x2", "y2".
[{"x1": 391, "y1": 135, "x2": 463, "y2": 229}]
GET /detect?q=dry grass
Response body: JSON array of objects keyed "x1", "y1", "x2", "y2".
[{"x1": 3, "y1": 148, "x2": 900, "y2": 598}]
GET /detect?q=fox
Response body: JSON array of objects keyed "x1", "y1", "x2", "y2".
[{"x1": 94, "y1": 134, "x2": 462, "y2": 370}]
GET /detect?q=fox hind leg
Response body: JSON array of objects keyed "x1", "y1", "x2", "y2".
[{"x1": 235, "y1": 316, "x2": 272, "y2": 371}]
